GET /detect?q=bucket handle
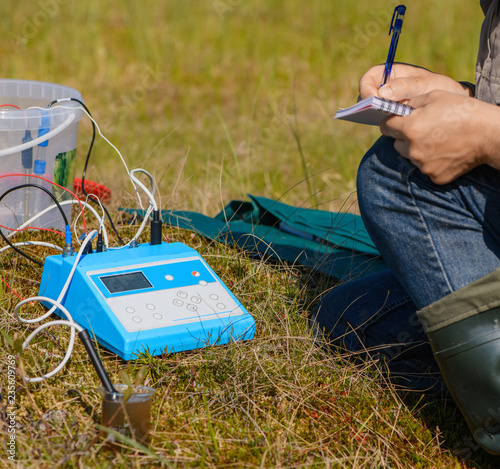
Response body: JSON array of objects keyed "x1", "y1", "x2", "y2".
[{"x1": 0, "y1": 112, "x2": 76, "y2": 158}]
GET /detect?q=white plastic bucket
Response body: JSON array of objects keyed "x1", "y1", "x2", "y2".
[{"x1": 0, "y1": 79, "x2": 84, "y2": 234}]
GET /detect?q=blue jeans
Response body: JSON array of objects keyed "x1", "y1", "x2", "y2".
[
  {"x1": 311, "y1": 269, "x2": 444, "y2": 391},
  {"x1": 313, "y1": 136, "x2": 500, "y2": 390}
]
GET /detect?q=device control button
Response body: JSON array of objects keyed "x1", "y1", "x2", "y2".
[
  {"x1": 187, "y1": 304, "x2": 198, "y2": 312},
  {"x1": 146, "y1": 304, "x2": 156, "y2": 310},
  {"x1": 199, "y1": 280, "x2": 208, "y2": 286},
  {"x1": 132, "y1": 316, "x2": 142, "y2": 323},
  {"x1": 165, "y1": 275, "x2": 174, "y2": 281},
  {"x1": 153, "y1": 313, "x2": 162, "y2": 320},
  {"x1": 216, "y1": 303, "x2": 226, "y2": 310},
  {"x1": 173, "y1": 299, "x2": 184, "y2": 307},
  {"x1": 209, "y1": 294, "x2": 219, "y2": 300},
  {"x1": 191, "y1": 296, "x2": 202, "y2": 304},
  {"x1": 126, "y1": 307, "x2": 135, "y2": 314},
  {"x1": 177, "y1": 291, "x2": 188, "y2": 299}
]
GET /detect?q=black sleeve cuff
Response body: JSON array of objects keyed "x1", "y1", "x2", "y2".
[{"x1": 459, "y1": 81, "x2": 476, "y2": 97}]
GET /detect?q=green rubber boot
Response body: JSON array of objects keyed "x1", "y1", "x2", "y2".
[{"x1": 427, "y1": 306, "x2": 500, "y2": 454}]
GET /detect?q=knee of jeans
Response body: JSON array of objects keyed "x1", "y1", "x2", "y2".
[
  {"x1": 358, "y1": 137, "x2": 393, "y2": 198},
  {"x1": 310, "y1": 299, "x2": 364, "y2": 351},
  {"x1": 357, "y1": 137, "x2": 407, "y2": 224}
]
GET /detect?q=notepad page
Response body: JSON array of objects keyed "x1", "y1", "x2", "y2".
[{"x1": 335, "y1": 96, "x2": 413, "y2": 126}]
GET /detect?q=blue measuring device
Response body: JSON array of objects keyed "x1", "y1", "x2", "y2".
[{"x1": 38, "y1": 242, "x2": 255, "y2": 360}]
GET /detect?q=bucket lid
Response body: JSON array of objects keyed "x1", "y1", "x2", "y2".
[{"x1": 0, "y1": 79, "x2": 84, "y2": 131}]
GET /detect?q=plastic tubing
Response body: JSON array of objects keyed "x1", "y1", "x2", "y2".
[
  {"x1": 129, "y1": 168, "x2": 158, "y2": 211},
  {"x1": 0, "y1": 241, "x2": 63, "y2": 254},
  {"x1": 0, "y1": 113, "x2": 75, "y2": 158},
  {"x1": 8, "y1": 199, "x2": 109, "y2": 249},
  {"x1": 14, "y1": 231, "x2": 97, "y2": 382}
]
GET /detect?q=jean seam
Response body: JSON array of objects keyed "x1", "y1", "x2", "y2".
[{"x1": 405, "y1": 165, "x2": 455, "y2": 296}]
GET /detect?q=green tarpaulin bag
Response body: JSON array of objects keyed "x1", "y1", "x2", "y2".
[{"x1": 120, "y1": 194, "x2": 387, "y2": 280}]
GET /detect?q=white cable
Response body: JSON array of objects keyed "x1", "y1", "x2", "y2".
[
  {"x1": 104, "y1": 168, "x2": 157, "y2": 248},
  {"x1": 15, "y1": 230, "x2": 95, "y2": 323},
  {"x1": 73, "y1": 195, "x2": 105, "y2": 246},
  {"x1": 7, "y1": 105, "x2": 161, "y2": 384},
  {"x1": 112, "y1": 203, "x2": 154, "y2": 249},
  {"x1": 13, "y1": 231, "x2": 97, "y2": 383},
  {"x1": 0, "y1": 114, "x2": 75, "y2": 157},
  {"x1": 0, "y1": 241, "x2": 63, "y2": 254},
  {"x1": 26, "y1": 104, "x2": 160, "y2": 244},
  {"x1": 129, "y1": 168, "x2": 157, "y2": 211},
  {"x1": 7, "y1": 199, "x2": 109, "y2": 249},
  {"x1": 16, "y1": 299, "x2": 82, "y2": 383},
  {"x1": 40, "y1": 104, "x2": 160, "y2": 212},
  {"x1": 87, "y1": 194, "x2": 106, "y2": 226},
  {"x1": 23, "y1": 318, "x2": 84, "y2": 343},
  {"x1": 28, "y1": 104, "x2": 142, "y2": 203}
]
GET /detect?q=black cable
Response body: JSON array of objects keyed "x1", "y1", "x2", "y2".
[
  {"x1": 1, "y1": 183, "x2": 69, "y2": 227},
  {"x1": 78, "y1": 329, "x2": 117, "y2": 395},
  {"x1": 48, "y1": 98, "x2": 125, "y2": 245},
  {"x1": 0, "y1": 229, "x2": 42, "y2": 267},
  {"x1": 0, "y1": 183, "x2": 70, "y2": 267}
]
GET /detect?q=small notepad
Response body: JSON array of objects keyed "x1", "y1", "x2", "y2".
[{"x1": 335, "y1": 96, "x2": 414, "y2": 126}]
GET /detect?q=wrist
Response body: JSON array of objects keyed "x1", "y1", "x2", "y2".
[
  {"x1": 429, "y1": 74, "x2": 473, "y2": 97},
  {"x1": 476, "y1": 102, "x2": 500, "y2": 167}
]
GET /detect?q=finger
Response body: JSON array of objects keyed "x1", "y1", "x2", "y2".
[
  {"x1": 359, "y1": 66, "x2": 385, "y2": 99},
  {"x1": 359, "y1": 79, "x2": 380, "y2": 100},
  {"x1": 393, "y1": 138, "x2": 410, "y2": 160},
  {"x1": 378, "y1": 77, "x2": 426, "y2": 102},
  {"x1": 405, "y1": 91, "x2": 434, "y2": 109},
  {"x1": 379, "y1": 115, "x2": 406, "y2": 139}
]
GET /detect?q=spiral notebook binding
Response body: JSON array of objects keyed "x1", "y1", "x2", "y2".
[{"x1": 378, "y1": 98, "x2": 412, "y2": 116}]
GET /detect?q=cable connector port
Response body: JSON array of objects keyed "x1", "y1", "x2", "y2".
[
  {"x1": 150, "y1": 209, "x2": 162, "y2": 245},
  {"x1": 79, "y1": 231, "x2": 95, "y2": 255},
  {"x1": 62, "y1": 225, "x2": 74, "y2": 257},
  {"x1": 63, "y1": 243, "x2": 75, "y2": 257},
  {"x1": 95, "y1": 232, "x2": 104, "y2": 253},
  {"x1": 83, "y1": 239, "x2": 93, "y2": 255}
]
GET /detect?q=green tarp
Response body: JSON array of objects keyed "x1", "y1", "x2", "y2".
[{"x1": 120, "y1": 194, "x2": 388, "y2": 281}]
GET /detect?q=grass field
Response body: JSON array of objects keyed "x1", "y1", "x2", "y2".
[{"x1": 1, "y1": 0, "x2": 498, "y2": 467}]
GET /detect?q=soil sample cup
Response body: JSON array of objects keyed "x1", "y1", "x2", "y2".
[{"x1": 97, "y1": 384, "x2": 155, "y2": 445}]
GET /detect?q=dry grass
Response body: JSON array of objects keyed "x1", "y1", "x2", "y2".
[{"x1": 0, "y1": 224, "x2": 496, "y2": 468}]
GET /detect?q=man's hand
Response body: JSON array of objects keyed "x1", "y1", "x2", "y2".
[
  {"x1": 359, "y1": 63, "x2": 471, "y2": 101},
  {"x1": 380, "y1": 90, "x2": 500, "y2": 184},
  {"x1": 358, "y1": 63, "x2": 488, "y2": 184}
]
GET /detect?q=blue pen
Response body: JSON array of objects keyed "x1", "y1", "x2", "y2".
[{"x1": 382, "y1": 5, "x2": 406, "y2": 85}]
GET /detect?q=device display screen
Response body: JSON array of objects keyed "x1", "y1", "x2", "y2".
[{"x1": 100, "y1": 271, "x2": 153, "y2": 294}]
